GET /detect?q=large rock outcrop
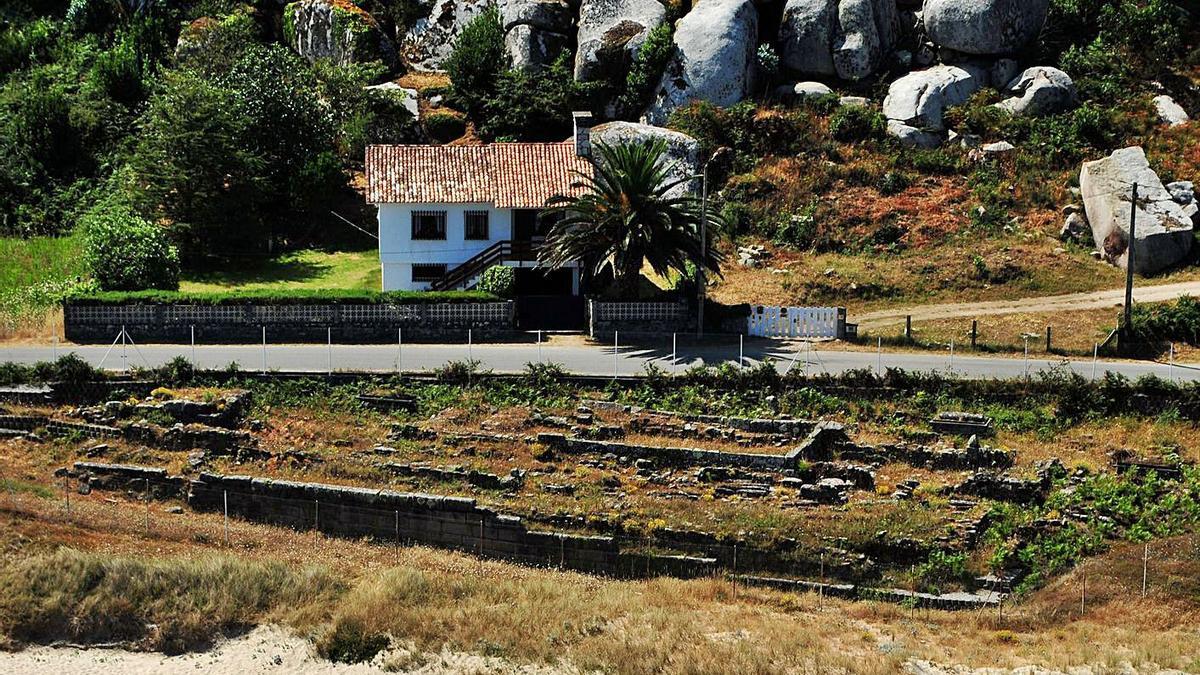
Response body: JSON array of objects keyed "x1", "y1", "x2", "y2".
[
  {"x1": 1080, "y1": 147, "x2": 1194, "y2": 274},
  {"x1": 502, "y1": 0, "x2": 573, "y2": 72},
  {"x1": 590, "y1": 121, "x2": 701, "y2": 196},
  {"x1": 923, "y1": 0, "x2": 1048, "y2": 55},
  {"x1": 575, "y1": 0, "x2": 666, "y2": 82},
  {"x1": 780, "y1": 0, "x2": 899, "y2": 81},
  {"x1": 403, "y1": 0, "x2": 494, "y2": 70},
  {"x1": 994, "y1": 66, "x2": 1077, "y2": 117},
  {"x1": 644, "y1": 0, "x2": 758, "y2": 125},
  {"x1": 882, "y1": 64, "x2": 986, "y2": 145},
  {"x1": 284, "y1": 0, "x2": 395, "y2": 67}
]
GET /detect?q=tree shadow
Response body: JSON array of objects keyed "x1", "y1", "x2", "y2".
[{"x1": 181, "y1": 254, "x2": 332, "y2": 288}]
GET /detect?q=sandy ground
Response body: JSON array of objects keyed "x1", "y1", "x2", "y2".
[
  {"x1": 855, "y1": 280, "x2": 1200, "y2": 329},
  {"x1": 0, "y1": 626, "x2": 575, "y2": 675}
]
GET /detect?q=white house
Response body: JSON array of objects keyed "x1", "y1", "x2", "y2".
[{"x1": 365, "y1": 114, "x2": 595, "y2": 295}]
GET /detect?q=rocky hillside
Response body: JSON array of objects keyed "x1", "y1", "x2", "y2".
[{"x1": 1, "y1": 0, "x2": 1197, "y2": 309}]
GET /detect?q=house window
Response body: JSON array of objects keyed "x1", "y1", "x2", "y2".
[
  {"x1": 464, "y1": 210, "x2": 489, "y2": 240},
  {"x1": 411, "y1": 210, "x2": 446, "y2": 240},
  {"x1": 412, "y1": 264, "x2": 448, "y2": 282}
]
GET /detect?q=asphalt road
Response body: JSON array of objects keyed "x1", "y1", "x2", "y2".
[{"x1": 2, "y1": 338, "x2": 1195, "y2": 382}]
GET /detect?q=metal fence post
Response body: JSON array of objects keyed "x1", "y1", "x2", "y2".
[
  {"x1": 613, "y1": 331, "x2": 619, "y2": 378},
  {"x1": 672, "y1": 332, "x2": 677, "y2": 371},
  {"x1": 223, "y1": 489, "x2": 229, "y2": 547},
  {"x1": 739, "y1": 334, "x2": 744, "y2": 367},
  {"x1": 1142, "y1": 544, "x2": 1149, "y2": 599},
  {"x1": 1092, "y1": 343, "x2": 1099, "y2": 379},
  {"x1": 876, "y1": 336, "x2": 882, "y2": 374},
  {"x1": 468, "y1": 328, "x2": 473, "y2": 362},
  {"x1": 143, "y1": 478, "x2": 150, "y2": 535},
  {"x1": 949, "y1": 339, "x2": 955, "y2": 373},
  {"x1": 261, "y1": 326, "x2": 267, "y2": 375}
]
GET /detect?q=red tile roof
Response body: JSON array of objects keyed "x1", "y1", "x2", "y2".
[{"x1": 365, "y1": 142, "x2": 593, "y2": 209}]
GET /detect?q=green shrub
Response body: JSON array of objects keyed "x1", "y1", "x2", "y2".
[
  {"x1": 477, "y1": 265, "x2": 515, "y2": 297},
  {"x1": 82, "y1": 203, "x2": 180, "y2": 291},
  {"x1": 875, "y1": 171, "x2": 911, "y2": 195},
  {"x1": 613, "y1": 22, "x2": 675, "y2": 119},
  {"x1": 479, "y1": 54, "x2": 592, "y2": 140},
  {"x1": 1131, "y1": 296, "x2": 1200, "y2": 346},
  {"x1": 444, "y1": 6, "x2": 508, "y2": 123},
  {"x1": 943, "y1": 89, "x2": 1008, "y2": 138},
  {"x1": 423, "y1": 111, "x2": 467, "y2": 143},
  {"x1": 668, "y1": 101, "x2": 819, "y2": 171},
  {"x1": 829, "y1": 105, "x2": 886, "y2": 142}
]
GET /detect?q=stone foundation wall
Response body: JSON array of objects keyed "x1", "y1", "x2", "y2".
[{"x1": 63, "y1": 302, "x2": 516, "y2": 344}]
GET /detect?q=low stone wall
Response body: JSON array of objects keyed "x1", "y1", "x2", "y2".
[
  {"x1": 71, "y1": 462, "x2": 999, "y2": 608},
  {"x1": 587, "y1": 300, "x2": 692, "y2": 338},
  {"x1": 537, "y1": 432, "x2": 795, "y2": 470},
  {"x1": 63, "y1": 301, "x2": 516, "y2": 344}
]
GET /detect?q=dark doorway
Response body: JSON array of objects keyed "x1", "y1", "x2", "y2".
[
  {"x1": 513, "y1": 209, "x2": 546, "y2": 241},
  {"x1": 514, "y1": 268, "x2": 584, "y2": 330}
]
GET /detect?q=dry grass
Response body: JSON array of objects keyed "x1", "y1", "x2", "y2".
[{"x1": 0, "y1": 485, "x2": 1198, "y2": 673}]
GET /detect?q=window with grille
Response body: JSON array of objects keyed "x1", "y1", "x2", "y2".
[
  {"x1": 412, "y1": 264, "x2": 448, "y2": 282},
  {"x1": 464, "y1": 210, "x2": 489, "y2": 240},
  {"x1": 411, "y1": 210, "x2": 447, "y2": 240}
]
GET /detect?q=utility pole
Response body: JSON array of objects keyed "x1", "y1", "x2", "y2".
[
  {"x1": 1122, "y1": 183, "x2": 1138, "y2": 347},
  {"x1": 696, "y1": 161, "x2": 709, "y2": 338}
]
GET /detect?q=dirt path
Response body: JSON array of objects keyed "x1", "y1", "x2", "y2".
[{"x1": 854, "y1": 280, "x2": 1200, "y2": 329}]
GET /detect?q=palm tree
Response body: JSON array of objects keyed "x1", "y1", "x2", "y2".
[{"x1": 539, "y1": 139, "x2": 725, "y2": 299}]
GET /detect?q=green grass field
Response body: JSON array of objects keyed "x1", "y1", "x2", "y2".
[
  {"x1": 179, "y1": 249, "x2": 381, "y2": 293},
  {"x1": 0, "y1": 237, "x2": 381, "y2": 337},
  {"x1": 0, "y1": 233, "x2": 87, "y2": 296}
]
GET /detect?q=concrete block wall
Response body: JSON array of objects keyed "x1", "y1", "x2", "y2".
[{"x1": 63, "y1": 301, "x2": 516, "y2": 344}]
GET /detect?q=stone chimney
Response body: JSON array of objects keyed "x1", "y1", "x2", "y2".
[{"x1": 572, "y1": 111, "x2": 594, "y2": 157}]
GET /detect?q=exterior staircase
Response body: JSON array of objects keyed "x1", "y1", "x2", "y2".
[{"x1": 429, "y1": 239, "x2": 541, "y2": 291}]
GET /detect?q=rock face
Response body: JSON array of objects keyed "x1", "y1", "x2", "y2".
[
  {"x1": 1080, "y1": 147, "x2": 1194, "y2": 274},
  {"x1": 404, "y1": 0, "x2": 494, "y2": 70},
  {"x1": 589, "y1": 121, "x2": 701, "y2": 196},
  {"x1": 994, "y1": 66, "x2": 1077, "y2": 117},
  {"x1": 774, "y1": 80, "x2": 834, "y2": 102},
  {"x1": 1167, "y1": 180, "x2": 1198, "y2": 220},
  {"x1": 923, "y1": 0, "x2": 1048, "y2": 55},
  {"x1": 575, "y1": 0, "x2": 666, "y2": 82},
  {"x1": 1153, "y1": 94, "x2": 1190, "y2": 127},
  {"x1": 364, "y1": 82, "x2": 421, "y2": 120},
  {"x1": 285, "y1": 0, "x2": 395, "y2": 67},
  {"x1": 645, "y1": 0, "x2": 758, "y2": 125},
  {"x1": 882, "y1": 64, "x2": 986, "y2": 145},
  {"x1": 502, "y1": 0, "x2": 573, "y2": 72},
  {"x1": 779, "y1": 0, "x2": 898, "y2": 81}
]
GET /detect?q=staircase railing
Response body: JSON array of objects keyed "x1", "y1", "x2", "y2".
[{"x1": 429, "y1": 239, "x2": 541, "y2": 291}]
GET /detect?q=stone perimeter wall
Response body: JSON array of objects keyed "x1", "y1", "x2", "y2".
[
  {"x1": 62, "y1": 302, "x2": 516, "y2": 344},
  {"x1": 72, "y1": 462, "x2": 1003, "y2": 609},
  {"x1": 75, "y1": 462, "x2": 714, "y2": 579}
]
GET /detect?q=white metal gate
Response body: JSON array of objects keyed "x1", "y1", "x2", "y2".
[{"x1": 747, "y1": 305, "x2": 843, "y2": 338}]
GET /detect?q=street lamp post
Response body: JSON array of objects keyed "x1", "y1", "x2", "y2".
[{"x1": 696, "y1": 148, "x2": 727, "y2": 339}]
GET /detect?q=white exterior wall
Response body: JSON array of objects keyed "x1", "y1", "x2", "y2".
[{"x1": 378, "y1": 202, "x2": 513, "y2": 291}]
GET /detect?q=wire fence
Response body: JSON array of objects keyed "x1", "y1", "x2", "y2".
[{"x1": 68, "y1": 324, "x2": 1198, "y2": 385}]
